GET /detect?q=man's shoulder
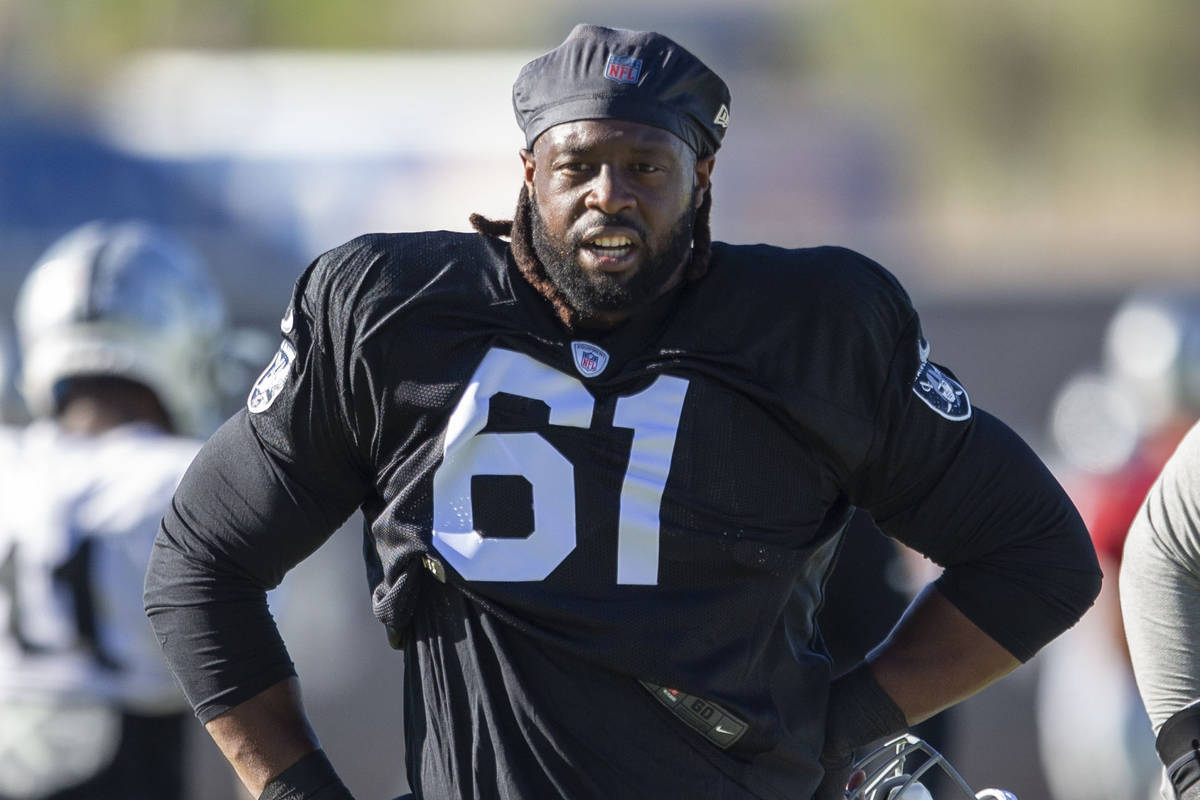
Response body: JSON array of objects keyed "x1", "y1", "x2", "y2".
[
  {"x1": 1157, "y1": 420, "x2": 1200, "y2": 514},
  {"x1": 707, "y1": 242, "x2": 914, "y2": 330},
  {"x1": 302, "y1": 230, "x2": 510, "y2": 315},
  {"x1": 322, "y1": 229, "x2": 494, "y2": 263},
  {"x1": 712, "y1": 242, "x2": 904, "y2": 294}
]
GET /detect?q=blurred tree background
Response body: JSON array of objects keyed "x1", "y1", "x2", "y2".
[{"x1": 3, "y1": 0, "x2": 1194, "y2": 289}]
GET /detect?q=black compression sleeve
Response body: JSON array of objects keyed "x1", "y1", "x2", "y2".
[
  {"x1": 144, "y1": 412, "x2": 361, "y2": 721},
  {"x1": 260, "y1": 750, "x2": 354, "y2": 800},
  {"x1": 880, "y1": 410, "x2": 1102, "y2": 662},
  {"x1": 143, "y1": 531, "x2": 294, "y2": 722}
]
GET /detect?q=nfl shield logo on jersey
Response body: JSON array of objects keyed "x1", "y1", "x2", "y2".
[
  {"x1": 571, "y1": 341, "x2": 610, "y2": 378},
  {"x1": 248, "y1": 341, "x2": 297, "y2": 413},
  {"x1": 912, "y1": 360, "x2": 971, "y2": 421}
]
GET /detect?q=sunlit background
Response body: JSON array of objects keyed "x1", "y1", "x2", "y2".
[{"x1": 1, "y1": 2, "x2": 1197, "y2": 798}]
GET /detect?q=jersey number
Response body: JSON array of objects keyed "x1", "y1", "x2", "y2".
[
  {"x1": 0, "y1": 539, "x2": 121, "y2": 670},
  {"x1": 431, "y1": 349, "x2": 688, "y2": 585}
]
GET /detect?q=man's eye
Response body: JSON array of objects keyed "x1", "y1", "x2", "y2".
[
  {"x1": 632, "y1": 163, "x2": 663, "y2": 174},
  {"x1": 559, "y1": 162, "x2": 592, "y2": 174}
]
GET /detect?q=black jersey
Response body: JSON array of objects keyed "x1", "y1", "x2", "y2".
[{"x1": 147, "y1": 232, "x2": 1099, "y2": 799}]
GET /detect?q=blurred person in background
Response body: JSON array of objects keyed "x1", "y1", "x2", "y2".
[
  {"x1": 1037, "y1": 288, "x2": 1200, "y2": 800},
  {"x1": 1120, "y1": 415, "x2": 1200, "y2": 800},
  {"x1": 0, "y1": 221, "x2": 227, "y2": 800},
  {"x1": 0, "y1": 325, "x2": 29, "y2": 426},
  {"x1": 145, "y1": 25, "x2": 1100, "y2": 800}
]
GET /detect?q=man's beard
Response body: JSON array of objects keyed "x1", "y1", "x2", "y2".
[{"x1": 528, "y1": 194, "x2": 695, "y2": 320}]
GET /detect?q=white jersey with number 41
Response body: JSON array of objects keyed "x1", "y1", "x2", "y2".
[{"x1": 0, "y1": 420, "x2": 199, "y2": 713}]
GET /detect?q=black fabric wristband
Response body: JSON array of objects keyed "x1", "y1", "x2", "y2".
[
  {"x1": 259, "y1": 750, "x2": 354, "y2": 800},
  {"x1": 1159, "y1": 703, "x2": 1200, "y2": 799},
  {"x1": 1167, "y1": 755, "x2": 1200, "y2": 800},
  {"x1": 821, "y1": 661, "x2": 909, "y2": 764}
]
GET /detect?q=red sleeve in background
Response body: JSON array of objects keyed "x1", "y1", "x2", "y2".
[{"x1": 1086, "y1": 423, "x2": 1194, "y2": 564}]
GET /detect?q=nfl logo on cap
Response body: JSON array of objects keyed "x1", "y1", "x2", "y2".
[{"x1": 604, "y1": 54, "x2": 642, "y2": 84}]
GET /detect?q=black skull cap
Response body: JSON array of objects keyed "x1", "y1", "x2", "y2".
[{"x1": 513, "y1": 24, "x2": 731, "y2": 157}]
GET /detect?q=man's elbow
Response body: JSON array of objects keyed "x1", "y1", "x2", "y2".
[{"x1": 1039, "y1": 510, "x2": 1104, "y2": 632}]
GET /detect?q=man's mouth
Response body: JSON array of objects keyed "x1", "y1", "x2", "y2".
[
  {"x1": 584, "y1": 234, "x2": 635, "y2": 258},
  {"x1": 577, "y1": 227, "x2": 643, "y2": 273}
]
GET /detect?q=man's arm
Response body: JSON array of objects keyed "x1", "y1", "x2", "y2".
[
  {"x1": 200, "y1": 678, "x2": 358, "y2": 799},
  {"x1": 825, "y1": 404, "x2": 1101, "y2": 778},
  {"x1": 145, "y1": 412, "x2": 365, "y2": 798},
  {"x1": 806, "y1": 270, "x2": 1099, "y2": 795},
  {"x1": 818, "y1": 584, "x2": 1018, "y2": 783},
  {"x1": 1120, "y1": 421, "x2": 1200, "y2": 797},
  {"x1": 816, "y1": 585, "x2": 1019, "y2": 799},
  {"x1": 205, "y1": 679, "x2": 320, "y2": 796},
  {"x1": 147, "y1": 242, "x2": 381, "y2": 797},
  {"x1": 1121, "y1": 421, "x2": 1200, "y2": 732},
  {"x1": 866, "y1": 584, "x2": 1019, "y2": 724},
  {"x1": 820, "y1": 582, "x2": 1017, "y2": 767}
]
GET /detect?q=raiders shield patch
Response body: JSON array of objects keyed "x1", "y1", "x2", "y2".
[
  {"x1": 913, "y1": 360, "x2": 971, "y2": 421},
  {"x1": 247, "y1": 341, "x2": 297, "y2": 413}
]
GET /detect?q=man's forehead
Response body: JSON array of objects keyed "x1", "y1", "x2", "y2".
[{"x1": 535, "y1": 119, "x2": 688, "y2": 155}]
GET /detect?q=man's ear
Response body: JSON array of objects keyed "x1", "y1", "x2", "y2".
[
  {"x1": 694, "y1": 156, "x2": 715, "y2": 208},
  {"x1": 520, "y1": 149, "x2": 536, "y2": 194}
]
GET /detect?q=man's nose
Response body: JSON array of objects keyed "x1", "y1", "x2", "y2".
[{"x1": 585, "y1": 165, "x2": 636, "y2": 215}]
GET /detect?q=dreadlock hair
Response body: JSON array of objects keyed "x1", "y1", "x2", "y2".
[{"x1": 469, "y1": 182, "x2": 713, "y2": 329}]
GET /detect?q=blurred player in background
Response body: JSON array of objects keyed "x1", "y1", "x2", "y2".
[
  {"x1": 1037, "y1": 288, "x2": 1200, "y2": 800},
  {"x1": 146, "y1": 25, "x2": 1101, "y2": 800},
  {"x1": 0, "y1": 221, "x2": 227, "y2": 799},
  {"x1": 0, "y1": 325, "x2": 29, "y2": 426}
]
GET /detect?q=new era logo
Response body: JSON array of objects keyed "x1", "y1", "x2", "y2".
[
  {"x1": 713, "y1": 104, "x2": 730, "y2": 128},
  {"x1": 604, "y1": 54, "x2": 642, "y2": 84}
]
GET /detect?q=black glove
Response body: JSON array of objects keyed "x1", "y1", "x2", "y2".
[
  {"x1": 813, "y1": 750, "x2": 855, "y2": 800},
  {"x1": 259, "y1": 750, "x2": 355, "y2": 800},
  {"x1": 1159, "y1": 702, "x2": 1200, "y2": 800}
]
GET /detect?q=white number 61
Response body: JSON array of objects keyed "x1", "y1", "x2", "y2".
[{"x1": 431, "y1": 349, "x2": 688, "y2": 586}]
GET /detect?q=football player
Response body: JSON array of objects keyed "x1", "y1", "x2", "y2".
[
  {"x1": 1037, "y1": 288, "x2": 1200, "y2": 800},
  {"x1": 1121, "y1": 416, "x2": 1200, "y2": 800},
  {"x1": 0, "y1": 221, "x2": 226, "y2": 799},
  {"x1": 145, "y1": 25, "x2": 1102, "y2": 800}
]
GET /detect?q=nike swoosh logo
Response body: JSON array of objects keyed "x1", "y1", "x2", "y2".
[{"x1": 714, "y1": 725, "x2": 737, "y2": 735}]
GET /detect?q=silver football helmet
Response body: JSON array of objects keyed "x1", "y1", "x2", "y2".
[
  {"x1": 14, "y1": 220, "x2": 227, "y2": 437},
  {"x1": 849, "y1": 735, "x2": 1018, "y2": 800}
]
